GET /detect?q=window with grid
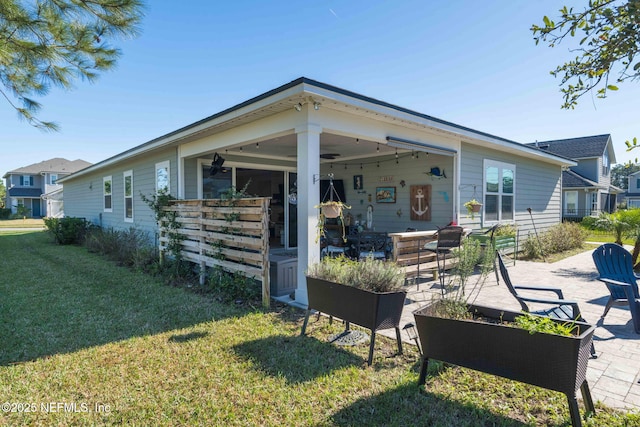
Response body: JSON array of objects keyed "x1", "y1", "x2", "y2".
[
  {"x1": 103, "y1": 176, "x2": 112, "y2": 212},
  {"x1": 156, "y1": 161, "x2": 170, "y2": 193},
  {"x1": 483, "y1": 160, "x2": 515, "y2": 223},
  {"x1": 124, "y1": 170, "x2": 133, "y2": 222}
]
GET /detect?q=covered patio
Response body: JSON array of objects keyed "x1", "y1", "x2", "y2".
[{"x1": 171, "y1": 78, "x2": 573, "y2": 308}]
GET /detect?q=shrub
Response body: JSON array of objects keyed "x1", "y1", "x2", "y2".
[
  {"x1": 580, "y1": 215, "x2": 599, "y2": 230},
  {"x1": 0, "y1": 208, "x2": 10, "y2": 219},
  {"x1": 84, "y1": 227, "x2": 157, "y2": 270},
  {"x1": 522, "y1": 222, "x2": 587, "y2": 258},
  {"x1": 44, "y1": 217, "x2": 89, "y2": 244},
  {"x1": 208, "y1": 266, "x2": 261, "y2": 303},
  {"x1": 306, "y1": 255, "x2": 405, "y2": 292}
]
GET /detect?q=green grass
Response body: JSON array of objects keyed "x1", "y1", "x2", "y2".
[
  {"x1": 584, "y1": 231, "x2": 635, "y2": 246},
  {"x1": 1, "y1": 231, "x2": 638, "y2": 426},
  {"x1": 0, "y1": 218, "x2": 45, "y2": 228}
]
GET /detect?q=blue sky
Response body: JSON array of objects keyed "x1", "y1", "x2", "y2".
[{"x1": 2, "y1": 0, "x2": 638, "y2": 176}]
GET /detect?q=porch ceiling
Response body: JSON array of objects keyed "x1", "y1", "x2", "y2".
[{"x1": 214, "y1": 133, "x2": 403, "y2": 163}]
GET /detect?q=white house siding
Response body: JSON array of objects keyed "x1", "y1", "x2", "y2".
[
  {"x1": 63, "y1": 147, "x2": 177, "y2": 239},
  {"x1": 460, "y1": 142, "x2": 562, "y2": 239}
]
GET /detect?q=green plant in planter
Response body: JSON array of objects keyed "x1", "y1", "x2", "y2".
[
  {"x1": 314, "y1": 200, "x2": 351, "y2": 244},
  {"x1": 430, "y1": 238, "x2": 494, "y2": 319},
  {"x1": 514, "y1": 312, "x2": 578, "y2": 336},
  {"x1": 463, "y1": 198, "x2": 482, "y2": 219},
  {"x1": 306, "y1": 255, "x2": 404, "y2": 293}
]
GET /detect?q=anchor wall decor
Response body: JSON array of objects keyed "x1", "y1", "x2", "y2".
[{"x1": 410, "y1": 185, "x2": 431, "y2": 221}]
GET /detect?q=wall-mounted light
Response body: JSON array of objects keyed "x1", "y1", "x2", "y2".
[
  {"x1": 313, "y1": 101, "x2": 321, "y2": 110},
  {"x1": 294, "y1": 102, "x2": 303, "y2": 112}
]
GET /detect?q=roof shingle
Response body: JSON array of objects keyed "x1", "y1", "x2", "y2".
[{"x1": 525, "y1": 134, "x2": 611, "y2": 159}]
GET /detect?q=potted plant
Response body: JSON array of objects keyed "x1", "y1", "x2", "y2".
[
  {"x1": 464, "y1": 198, "x2": 482, "y2": 219},
  {"x1": 412, "y1": 240, "x2": 596, "y2": 427},
  {"x1": 315, "y1": 200, "x2": 351, "y2": 243},
  {"x1": 301, "y1": 255, "x2": 406, "y2": 366}
]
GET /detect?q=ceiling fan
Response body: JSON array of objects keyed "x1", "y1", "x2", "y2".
[{"x1": 319, "y1": 153, "x2": 340, "y2": 160}]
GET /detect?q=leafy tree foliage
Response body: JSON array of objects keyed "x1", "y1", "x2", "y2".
[
  {"x1": 0, "y1": 180, "x2": 5, "y2": 207},
  {"x1": 0, "y1": 0, "x2": 144, "y2": 130},
  {"x1": 532, "y1": 1, "x2": 640, "y2": 110},
  {"x1": 611, "y1": 162, "x2": 640, "y2": 189}
]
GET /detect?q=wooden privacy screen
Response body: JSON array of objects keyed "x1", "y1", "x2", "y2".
[
  {"x1": 410, "y1": 185, "x2": 431, "y2": 221},
  {"x1": 160, "y1": 198, "x2": 271, "y2": 307}
]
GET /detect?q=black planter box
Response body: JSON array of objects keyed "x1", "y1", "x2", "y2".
[
  {"x1": 413, "y1": 304, "x2": 595, "y2": 427},
  {"x1": 301, "y1": 277, "x2": 407, "y2": 365}
]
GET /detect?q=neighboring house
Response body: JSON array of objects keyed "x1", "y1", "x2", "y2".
[
  {"x1": 526, "y1": 134, "x2": 622, "y2": 220},
  {"x1": 3, "y1": 158, "x2": 92, "y2": 218},
  {"x1": 624, "y1": 170, "x2": 640, "y2": 208},
  {"x1": 60, "y1": 77, "x2": 574, "y2": 306}
]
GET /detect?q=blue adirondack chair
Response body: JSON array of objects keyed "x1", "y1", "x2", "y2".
[{"x1": 592, "y1": 243, "x2": 640, "y2": 334}]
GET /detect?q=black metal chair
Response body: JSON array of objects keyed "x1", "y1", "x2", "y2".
[
  {"x1": 355, "y1": 231, "x2": 389, "y2": 260},
  {"x1": 496, "y1": 252, "x2": 597, "y2": 357},
  {"x1": 424, "y1": 226, "x2": 465, "y2": 291},
  {"x1": 591, "y1": 243, "x2": 640, "y2": 334}
]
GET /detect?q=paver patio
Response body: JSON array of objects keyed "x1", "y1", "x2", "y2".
[{"x1": 389, "y1": 247, "x2": 640, "y2": 411}]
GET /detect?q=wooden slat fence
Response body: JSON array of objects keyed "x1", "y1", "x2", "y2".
[{"x1": 160, "y1": 197, "x2": 271, "y2": 306}]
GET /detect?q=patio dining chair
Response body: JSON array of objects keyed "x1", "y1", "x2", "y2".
[
  {"x1": 355, "y1": 231, "x2": 390, "y2": 260},
  {"x1": 591, "y1": 243, "x2": 640, "y2": 334},
  {"x1": 424, "y1": 226, "x2": 465, "y2": 291},
  {"x1": 495, "y1": 252, "x2": 597, "y2": 357}
]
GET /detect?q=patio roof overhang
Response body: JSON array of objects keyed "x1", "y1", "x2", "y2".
[{"x1": 60, "y1": 77, "x2": 574, "y2": 183}]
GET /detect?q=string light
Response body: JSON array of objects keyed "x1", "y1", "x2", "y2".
[
  {"x1": 319, "y1": 152, "x2": 422, "y2": 170},
  {"x1": 256, "y1": 142, "x2": 259, "y2": 149}
]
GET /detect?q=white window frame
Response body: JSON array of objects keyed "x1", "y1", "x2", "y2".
[
  {"x1": 103, "y1": 176, "x2": 113, "y2": 212},
  {"x1": 565, "y1": 191, "x2": 578, "y2": 216},
  {"x1": 50, "y1": 174, "x2": 58, "y2": 185},
  {"x1": 155, "y1": 161, "x2": 170, "y2": 194},
  {"x1": 602, "y1": 150, "x2": 610, "y2": 176},
  {"x1": 124, "y1": 170, "x2": 133, "y2": 222},
  {"x1": 587, "y1": 192, "x2": 598, "y2": 215},
  {"x1": 22, "y1": 175, "x2": 33, "y2": 186},
  {"x1": 482, "y1": 159, "x2": 515, "y2": 225}
]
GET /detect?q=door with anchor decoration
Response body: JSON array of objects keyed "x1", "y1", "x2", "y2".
[{"x1": 410, "y1": 185, "x2": 431, "y2": 221}]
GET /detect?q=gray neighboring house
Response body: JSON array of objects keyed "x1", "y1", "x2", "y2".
[
  {"x1": 59, "y1": 77, "x2": 575, "y2": 306},
  {"x1": 3, "y1": 158, "x2": 92, "y2": 218},
  {"x1": 526, "y1": 134, "x2": 622, "y2": 220},
  {"x1": 624, "y1": 170, "x2": 640, "y2": 208}
]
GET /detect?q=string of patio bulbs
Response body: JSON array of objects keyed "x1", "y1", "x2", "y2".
[
  {"x1": 229, "y1": 143, "x2": 428, "y2": 169},
  {"x1": 327, "y1": 147, "x2": 428, "y2": 170}
]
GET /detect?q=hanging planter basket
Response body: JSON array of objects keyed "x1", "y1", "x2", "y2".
[
  {"x1": 322, "y1": 203, "x2": 342, "y2": 219},
  {"x1": 470, "y1": 203, "x2": 482, "y2": 213}
]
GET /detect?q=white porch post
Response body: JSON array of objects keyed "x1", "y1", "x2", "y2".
[{"x1": 295, "y1": 124, "x2": 322, "y2": 307}]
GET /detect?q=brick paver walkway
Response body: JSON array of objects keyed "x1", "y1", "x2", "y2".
[{"x1": 390, "y1": 247, "x2": 640, "y2": 411}]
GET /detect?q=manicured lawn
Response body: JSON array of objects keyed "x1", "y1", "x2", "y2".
[
  {"x1": 1, "y1": 231, "x2": 638, "y2": 426},
  {"x1": 0, "y1": 218, "x2": 45, "y2": 228}
]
